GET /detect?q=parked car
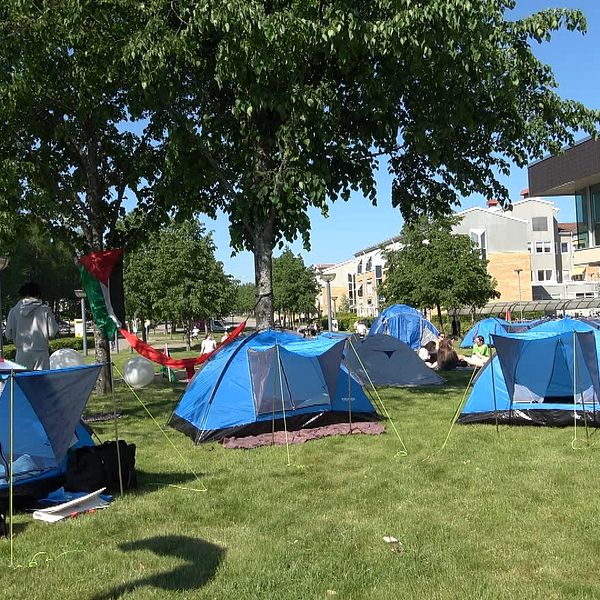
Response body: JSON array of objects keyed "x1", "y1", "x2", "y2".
[{"x1": 194, "y1": 318, "x2": 228, "y2": 333}]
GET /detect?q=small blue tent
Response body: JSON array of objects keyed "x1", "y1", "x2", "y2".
[
  {"x1": 460, "y1": 318, "x2": 511, "y2": 348},
  {"x1": 170, "y1": 330, "x2": 378, "y2": 443},
  {"x1": 458, "y1": 330, "x2": 600, "y2": 426},
  {"x1": 0, "y1": 364, "x2": 101, "y2": 494},
  {"x1": 369, "y1": 304, "x2": 439, "y2": 350}
]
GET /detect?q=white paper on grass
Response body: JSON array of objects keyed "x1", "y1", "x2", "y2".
[{"x1": 32, "y1": 488, "x2": 109, "y2": 523}]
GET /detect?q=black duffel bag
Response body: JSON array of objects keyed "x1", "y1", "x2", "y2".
[{"x1": 65, "y1": 440, "x2": 137, "y2": 494}]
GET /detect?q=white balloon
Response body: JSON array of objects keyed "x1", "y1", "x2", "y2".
[
  {"x1": 123, "y1": 357, "x2": 155, "y2": 388},
  {"x1": 50, "y1": 348, "x2": 85, "y2": 370}
]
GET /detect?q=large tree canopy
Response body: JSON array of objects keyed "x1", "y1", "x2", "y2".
[
  {"x1": 130, "y1": 0, "x2": 599, "y2": 327},
  {"x1": 1, "y1": 0, "x2": 599, "y2": 341},
  {"x1": 379, "y1": 216, "x2": 500, "y2": 327}
]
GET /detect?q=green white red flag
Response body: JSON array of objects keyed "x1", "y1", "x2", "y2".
[{"x1": 78, "y1": 250, "x2": 125, "y2": 340}]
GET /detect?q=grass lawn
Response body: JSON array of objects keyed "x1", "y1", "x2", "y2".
[{"x1": 1, "y1": 356, "x2": 600, "y2": 599}]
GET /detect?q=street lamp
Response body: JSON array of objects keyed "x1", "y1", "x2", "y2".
[
  {"x1": 513, "y1": 268, "x2": 523, "y2": 321},
  {"x1": 321, "y1": 273, "x2": 336, "y2": 331},
  {"x1": 74, "y1": 289, "x2": 88, "y2": 356},
  {"x1": 0, "y1": 257, "x2": 9, "y2": 358}
]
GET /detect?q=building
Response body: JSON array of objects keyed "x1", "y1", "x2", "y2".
[
  {"x1": 528, "y1": 136, "x2": 600, "y2": 300},
  {"x1": 316, "y1": 259, "x2": 357, "y2": 319},
  {"x1": 452, "y1": 202, "x2": 532, "y2": 302}
]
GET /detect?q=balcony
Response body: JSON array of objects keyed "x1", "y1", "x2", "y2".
[{"x1": 573, "y1": 246, "x2": 600, "y2": 266}]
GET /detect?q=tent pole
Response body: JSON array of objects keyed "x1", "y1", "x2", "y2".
[
  {"x1": 110, "y1": 362, "x2": 124, "y2": 495},
  {"x1": 489, "y1": 349, "x2": 499, "y2": 435},
  {"x1": 9, "y1": 368, "x2": 14, "y2": 567},
  {"x1": 275, "y1": 345, "x2": 291, "y2": 465}
]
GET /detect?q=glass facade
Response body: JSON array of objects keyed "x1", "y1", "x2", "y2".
[
  {"x1": 575, "y1": 191, "x2": 589, "y2": 249},
  {"x1": 592, "y1": 189, "x2": 600, "y2": 247}
]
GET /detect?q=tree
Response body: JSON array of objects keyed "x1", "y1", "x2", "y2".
[
  {"x1": 379, "y1": 216, "x2": 499, "y2": 328},
  {"x1": 0, "y1": 2, "x2": 164, "y2": 393},
  {"x1": 272, "y1": 249, "x2": 319, "y2": 327},
  {"x1": 234, "y1": 282, "x2": 257, "y2": 316},
  {"x1": 130, "y1": 1, "x2": 599, "y2": 329},
  {"x1": 124, "y1": 220, "x2": 236, "y2": 350}
]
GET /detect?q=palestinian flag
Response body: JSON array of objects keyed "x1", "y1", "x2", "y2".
[{"x1": 79, "y1": 250, "x2": 126, "y2": 340}]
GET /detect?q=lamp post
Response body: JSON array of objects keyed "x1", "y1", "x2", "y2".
[
  {"x1": 514, "y1": 268, "x2": 523, "y2": 321},
  {"x1": 74, "y1": 289, "x2": 88, "y2": 357},
  {"x1": 321, "y1": 273, "x2": 336, "y2": 331},
  {"x1": 0, "y1": 257, "x2": 9, "y2": 358}
]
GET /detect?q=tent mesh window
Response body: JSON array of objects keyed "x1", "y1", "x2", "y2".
[{"x1": 248, "y1": 347, "x2": 332, "y2": 417}]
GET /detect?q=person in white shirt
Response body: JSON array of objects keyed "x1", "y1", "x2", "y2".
[
  {"x1": 356, "y1": 322, "x2": 368, "y2": 337},
  {"x1": 6, "y1": 281, "x2": 59, "y2": 370},
  {"x1": 200, "y1": 333, "x2": 217, "y2": 355}
]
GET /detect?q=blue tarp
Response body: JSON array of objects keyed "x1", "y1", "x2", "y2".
[
  {"x1": 369, "y1": 304, "x2": 439, "y2": 350},
  {"x1": 459, "y1": 327, "x2": 600, "y2": 426},
  {"x1": 170, "y1": 329, "x2": 377, "y2": 442},
  {"x1": 0, "y1": 364, "x2": 100, "y2": 489}
]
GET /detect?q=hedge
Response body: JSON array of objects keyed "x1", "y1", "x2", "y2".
[{"x1": 1, "y1": 336, "x2": 95, "y2": 361}]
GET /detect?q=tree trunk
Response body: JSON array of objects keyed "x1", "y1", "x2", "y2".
[
  {"x1": 254, "y1": 217, "x2": 275, "y2": 330},
  {"x1": 185, "y1": 319, "x2": 191, "y2": 351},
  {"x1": 94, "y1": 327, "x2": 112, "y2": 395},
  {"x1": 436, "y1": 304, "x2": 444, "y2": 332}
]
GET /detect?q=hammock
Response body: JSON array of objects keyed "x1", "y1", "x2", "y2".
[{"x1": 119, "y1": 320, "x2": 247, "y2": 379}]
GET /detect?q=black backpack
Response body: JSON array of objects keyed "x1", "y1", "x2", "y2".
[{"x1": 65, "y1": 440, "x2": 137, "y2": 494}]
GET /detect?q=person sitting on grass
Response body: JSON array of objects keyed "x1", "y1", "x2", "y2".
[
  {"x1": 418, "y1": 340, "x2": 437, "y2": 368},
  {"x1": 462, "y1": 335, "x2": 491, "y2": 368},
  {"x1": 436, "y1": 337, "x2": 469, "y2": 371}
]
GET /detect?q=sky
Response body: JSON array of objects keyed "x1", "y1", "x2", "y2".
[{"x1": 204, "y1": 1, "x2": 600, "y2": 282}]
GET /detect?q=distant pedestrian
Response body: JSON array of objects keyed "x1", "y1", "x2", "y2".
[
  {"x1": 356, "y1": 322, "x2": 368, "y2": 337},
  {"x1": 5, "y1": 282, "x2": 59, "y2": 370},
  {"x1": 200, "y1": 333, "x2": 217, "y2": 355}
]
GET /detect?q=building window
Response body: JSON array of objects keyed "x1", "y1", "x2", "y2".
[
  {"x1": 347, "y1": 273, "x2": 355, "y2": 308},
  {"x1": 365, "y1": 257, "x2": 372, "y2": 272},
  {"x1": 375, "y1": 265, "x2": 383, "y2": 286},
  {"x1": 469, "y1": 228, "x2": 486, "y2": 260},
  {"x1": 535, "y1": 241, "x2": 543, "y2": 254},
  {"x1": 357, "y1": 259, "x2": 363, "y2": 274},
  {"x1": 527, "y1": 242, "x2": 532, "y2": 254},
  {"x1": 561, "y1": 242, "x2": 569, "y2": 253},
  {"x1": 536, "y1": 270, "x2": 553, "y2": 282},
  {"x1": 575, "y1": 191, "x2": 589, "y2": 249},
  {"x1": 532, "y1": 217, "x2": 548, "y2": 231},
  {"x1": 543, "y1": 241, "x2": 552, "y2": 253},
  {"x1": 593, "y1": 191, "x2": 600, "y2": 246},
  {"x1": 357, "y1": 283, "x2": 363, "y2": 297}
]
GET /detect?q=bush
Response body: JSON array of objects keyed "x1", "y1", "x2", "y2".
[{"x1": 2, "y1": 336, "x2": 95, "y2": 360}]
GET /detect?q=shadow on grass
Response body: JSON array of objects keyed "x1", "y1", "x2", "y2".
[{"x1": 92, "y1": 535, "x2": 224, "y2": 600}]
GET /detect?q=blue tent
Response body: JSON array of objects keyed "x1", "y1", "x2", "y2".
[
  {"x1": 460, "y1": 317, "x2": 549, "y2": 348},
  {"x1": 369, "y1": 304, "x2": 439, "y2": 350},
  {"x1": 527, "y1": 315, "x2": 598, "y2": 335},
  {"x1": 170, "y1": 330, "x2": 378, "y2": 443},
  {"x1": 0, "y1": 365, "x2": 101, "y2": 494},
  {"x1": 458, "y1": 329, "x2": 600, "y2": 426},
  {"x1": 460, "y1": 318, "x2": 512, "y2": 348}
]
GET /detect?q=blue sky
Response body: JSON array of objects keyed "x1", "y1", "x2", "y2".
[{"x1": 205, "y1": 1, "x2": 600, "y2": 281}]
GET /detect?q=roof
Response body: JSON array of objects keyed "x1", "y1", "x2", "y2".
[
  {"x1": 354, "y1": 235, "x2": 402, "y2": 257},
  {"x1": 457, "y1": 298, "x2": 600, "y2": 316},
  {"x1": 455, "y1": 206, "x2": 528, "y2": 224},
  {"x1": 558, "y1": 222, "x2": 577, "y2": 233}
]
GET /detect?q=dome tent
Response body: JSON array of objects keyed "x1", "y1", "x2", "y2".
[
  {"x1": 343, "y1": 333, "x2": 445, "y2": 387},
  {"x1": 458, "y1": 328, "x2": 600, "y2": 427},
  {"x1": 369, "y1": 304, "x2": 438, "y2": 350},
  {"x1": 170, "y1": 330, "x2": 378, "y2": 443}
]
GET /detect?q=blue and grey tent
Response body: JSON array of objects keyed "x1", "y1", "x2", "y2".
[
  {"x1": 170, "y1": 330, "x2": 378, "y2": 443},
  {"x1": 0, "y1": 364, "x2": 101, "y2": 496},
  {"x1": 344, "y1": 333, "x2": 445, "y2": 387},
  {"x1": 460, "y1": 317, "x2": 551, "y2": 348},
  {"x1": 458, "y1": 330, "x2": 600, "y2": 427},
  {"x1": 526, "y1": 315, "x2": 598, "y2": 335},
  {"x1": 369, "y1": 304, "x2": 439, "y2": 350}
]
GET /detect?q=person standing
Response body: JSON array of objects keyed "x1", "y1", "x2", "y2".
[
  {"x1": 200, "y1": 333, "x2": 217, "y2": 355},
  {"x1": 5, "y1": 282, "x2": 59, "y2": 370}
]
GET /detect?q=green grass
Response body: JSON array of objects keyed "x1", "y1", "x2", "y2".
[{"x1": 2, "y1": 368, "x2": 600, "y2": 599}]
